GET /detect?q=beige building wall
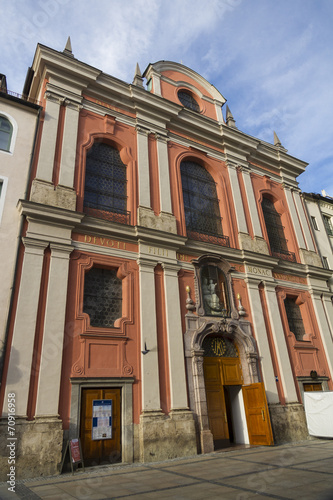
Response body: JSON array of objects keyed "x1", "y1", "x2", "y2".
[{"x1": 0, "y1": 97, "x2": 40, "y2": 365}]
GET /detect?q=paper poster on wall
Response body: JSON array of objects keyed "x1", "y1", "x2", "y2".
[{"x1": 92, "y1": 399, "x2": 113, "y2": 440}]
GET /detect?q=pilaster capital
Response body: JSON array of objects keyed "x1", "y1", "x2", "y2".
[
  {"x1": 135, "y1": 125, "x2": 150, "y2": 136},
  {"x1": 63, "y1": 98, "x2": 83, "y2": 112},
  {"x1": 50, "y1": 243, "x2": 74, "y2": 259},
  {"x1": 44, "y1": 91, "x2": 64, "y2": 106},
  {"x1": 137, "y1": 257, "x2": 157, "y2": 272},
  {"x1": 22, "y1": 237, "x2": 48, "y2": 254},
  {"x1": 161, "y1": 261, "x2": 180, "y2": 276},
  {"x1": 154, "y1": 132, "x2": 169, "y2": 144}
]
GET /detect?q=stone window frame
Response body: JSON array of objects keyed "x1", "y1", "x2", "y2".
[
  {"x1": 276, "y1": 287, "x2": 314, "y2": 345},
  {"x1": 76, "y1": 252, "x2": 135, "y2": 337},
  {"x1": 68, "y1": 377, "x2": 134, "y2": 464}
]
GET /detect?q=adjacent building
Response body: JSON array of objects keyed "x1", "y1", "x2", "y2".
[
  {"x1": 0, "y1": 77, "x2": 41, "y2": 386},
  {"x1": 0, "y1": 41, "x2": 332, "y2": 479}
]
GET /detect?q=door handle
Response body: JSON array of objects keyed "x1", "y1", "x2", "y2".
[
  {"x1": 261, "y1": 409, "x2": 265, "y2": 421},
  {"x1": 224, "y1": 412, "x2": 227, "y2": 423}
]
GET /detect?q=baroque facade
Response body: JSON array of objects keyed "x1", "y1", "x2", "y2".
[{"x1": 0, "y1": 40, "x2": 332, "y2": 479}]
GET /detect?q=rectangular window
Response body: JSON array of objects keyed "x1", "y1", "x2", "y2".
[
  {"x1": 83, "y1": 267, "x2": 122, "y2": 328},
  {"x1": 284, "y1": 297, "x2": 306, "y2": 341},
  {"x1": 311, "y1": 216, "x2": 319, "y2": 230},
  {"x1": 323, "y1": 215, "x2": 333, "y2": 236},
  {"x1": 322, "y1": 257, "x2": 330, "y2": 269}
]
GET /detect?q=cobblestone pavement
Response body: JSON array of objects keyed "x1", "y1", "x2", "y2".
[{"x1": 1, "y1": 439, "x2": 333, "y2": 500}]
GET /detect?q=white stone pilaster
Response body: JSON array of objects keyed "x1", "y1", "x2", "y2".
[
  {"x1": 284, "y1": 186, "x2": 306, "y2": 249},
  {"x1": 162, "y1": 263, "x2": 188, "y2": 410},
  {"x1": 35, "y1": 244, "x2": 73, "y2": 416},
  {"x1": 293, "y1": 191, "x2": 316, "y2": 252},
  {"x1": 58, "y1": 100, "x2": 81, "y2": 189},
  {"x1": 4, "y1": 239, "x2": 48, "y2": 416},
  {"x1": 245, "y1": 278, "x2": 279, "y2": 404},
  {"x1": 137, "y1": 258, "x2": 161, "y2": 411},
  {"x1": 227, "y1": 164, "x2": 248, "y2": 234},
  {"x1": 311, "y1": 291, "x2": 333, "y2": 379},
  {"x1": 156, "y1": 134, "x2": 172, "y2": 214},
  {"x1": 136, "y1": 127, "x2": 151, "y2": 208},
  {"x1": 264, "y1": 282, "x2": 298, "y2": 403},
  {"x1": 242, "y1": 168, "x2": 263, "y2": 238},
  {"x1": 36, "y1": 93, "x2": 62, "y2": 183}
]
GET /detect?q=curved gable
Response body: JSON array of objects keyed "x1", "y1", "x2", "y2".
[{"x1": 143, "y1": 61, "x2": 226, "y2": 122}]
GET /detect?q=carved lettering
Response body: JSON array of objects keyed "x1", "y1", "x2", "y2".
[{"x1": 247, "y1": 265, "x2": 271, "y2": 277}]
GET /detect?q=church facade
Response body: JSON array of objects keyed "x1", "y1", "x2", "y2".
[{"x1": 0, "y1": 41, "x2": 332, "y2": 479}]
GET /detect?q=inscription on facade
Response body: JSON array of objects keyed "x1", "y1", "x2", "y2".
[
  {"x1": 84, "y1": 235, "x2": 127, "y2": 249},
  {"x1": 273, "y1": 272, "x2": 307, "y2": 285},
  {"x1": 148, "y1": 246, "x2": 169, "y2": 257},
  {"x1": 176, "y1": 252, "x2": 194, "y2": 262},
  {"x1": 246, "y1": 265, "x2": 271, "y2": 277}
]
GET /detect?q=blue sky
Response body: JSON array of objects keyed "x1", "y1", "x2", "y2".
[{"x1": 2, "y1": 0, "x2": 333, "y2": 194}]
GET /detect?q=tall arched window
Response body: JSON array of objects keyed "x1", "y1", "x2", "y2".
[
  {"x1": 83, "y1": 142, "x2": 129, "y2": 224},
  {"x1": 180, "y1": 160, "x2": 229, "y2": 246},
  {"x1": 0, "y1": 116, "x2": 13, "y2": 152},
  {"x1": 261, "y1": 196, "x2": 294, "y2": 260}
]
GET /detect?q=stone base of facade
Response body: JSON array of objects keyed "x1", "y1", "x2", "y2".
[
  {"x1": 269, "y1": 403, "x2": 309, "y2": 444},
  {"x1": 138, "y1": 409, "x2": 197, "y2": 463},
  {"x1": 0, "y1": 416, "x2": 63, "y2": 481}
]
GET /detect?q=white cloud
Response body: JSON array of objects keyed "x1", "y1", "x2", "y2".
[{"x1": 1, "y1": 0, "x2": 332, "y2": 193}]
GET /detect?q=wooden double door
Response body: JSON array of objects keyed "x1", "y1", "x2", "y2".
[
  {"x1": 80, "y1": 388, "x2": 121, "y2": 465},
  {"x1": 204, "y1": 357, "x2": 273, "y2": 448}
]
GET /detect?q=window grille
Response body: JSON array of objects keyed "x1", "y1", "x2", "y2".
[
  {"x1": 83, "y1": 143, "x2": 130, "y2": 224},
  {"x1": 0, "y1": 116, "x2": 12, "y2": 151},
  {"x1": 261, "y1": 197, "x2": 295, "y2": 261},
  {"x1": 83, "y1": 267, "x2": 122, "y2": 328},
  {"x1": 181, "y1": 161, "x2": 229, "y2": 246},
  {"x1": 323, "y1": 215, "x2": 333, "y2": 236},
  {"x1": 178, "y1": 90, "x2": 200, "y2": 112},
  {"x1": 284, "y1": 297, "x2": 306, "y2": 341}
]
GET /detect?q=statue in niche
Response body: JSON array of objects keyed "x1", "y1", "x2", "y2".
[{"x1": 201, "y1": 266, "x2": 229, "y2": 317}]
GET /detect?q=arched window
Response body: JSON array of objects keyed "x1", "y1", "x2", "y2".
[
  {"x1": 181, "y1": 160, "x2": 229, "y2": 246},
  {"x1": 0, "y1": 115, "x2": 13, "y2": 152},
  {"x1": 177, "y1": 90, "x2": 200, "y2": 112},
  {"x1": 83, "y1": 142, "x2": 129, "y2": 224},
  {"x1": 261, "y1": 196, "x2": 294, "y2": 260}
]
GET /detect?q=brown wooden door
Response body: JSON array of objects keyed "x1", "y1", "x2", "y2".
[
  {"x1": 303, "y1": 383, "x2": 322, "y2": 392},
  {"x1": 80, "y1": 388, "x2": 121, "y2": 465},
  {"x1": 203, "y1": 358, "x2": 229, "y2": 446},
  {"x1": 222, "y1": 358, "x2": 243, "y2": 385},
  {"x1": 242, "y1": 383, "x2": 274, "y2": 446}
]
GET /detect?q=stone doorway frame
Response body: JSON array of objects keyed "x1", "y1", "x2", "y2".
[
  {"x1": 184, "y1": 255, "x2": 260, "y2": 454},
  {"x1": 69, "y1": 377, "x2": 134, "y2": 464}
]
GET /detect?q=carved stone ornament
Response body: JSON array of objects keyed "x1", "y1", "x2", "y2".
[{"x1": 192, "y1": 255, "x2": 238, "y2": 320}]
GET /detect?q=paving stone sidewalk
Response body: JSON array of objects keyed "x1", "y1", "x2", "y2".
[{"x1": 1, "y1": 439, "x2": 333, "y2": 500}]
